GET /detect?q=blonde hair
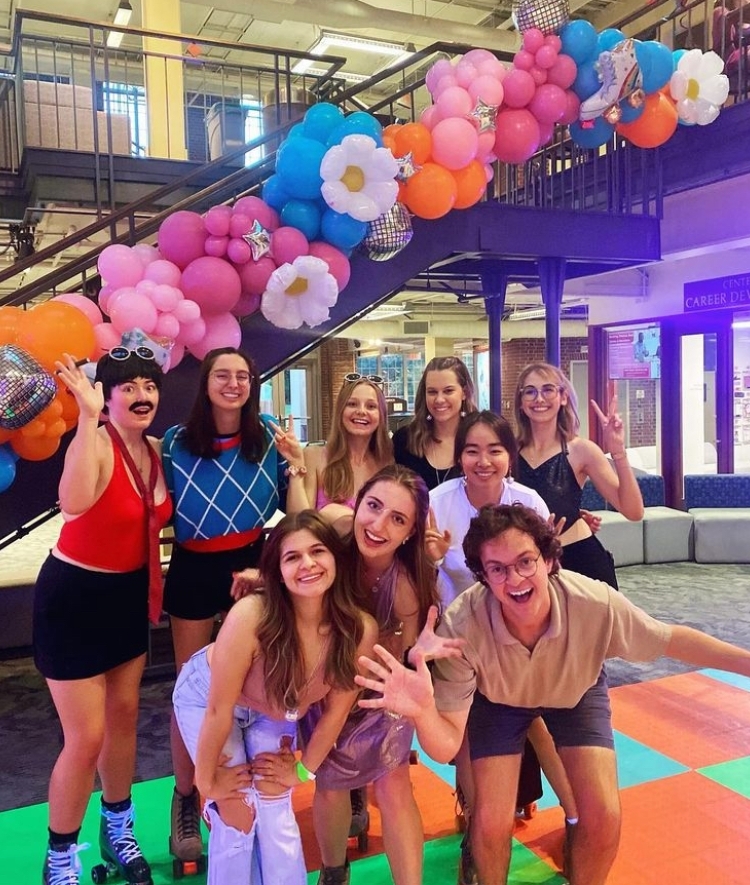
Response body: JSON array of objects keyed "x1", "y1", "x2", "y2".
[
  {"x1": 323, "y1": 380, "x2": 393, "y2": 502},
  {"x1": 514, "y1": 362, "x2": 580, "y2": 448}
]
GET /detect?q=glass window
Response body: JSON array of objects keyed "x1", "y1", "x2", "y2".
[
  {"x1": 733, "y1": 312, "x2": 750, "y2": 472},
  {"x1": 243, "y1": 100, "x2": 263, "y2": 165},
  {"x1": 101, "y1": 82, "x2": 144, "y2": 155},
  {"x1": 356, "y1": 355, "x2": 379, "y2": 377},
  {"x1": 380, "y1": 354, "x2": 402, "y2": 399},
  {"x1": 404, "y1": 352, "x2": 425, "y2": 411}
]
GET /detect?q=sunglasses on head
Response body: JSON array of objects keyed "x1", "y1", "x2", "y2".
[
  {"x1": 109, "y1": 346, "x2": 156, "y2": 362},
  {"x1": 344, "y1": 372, "x2": 384, "y2": 385}
]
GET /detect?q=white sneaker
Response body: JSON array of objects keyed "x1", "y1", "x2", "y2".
[{"x1": 579, "y1": 39, "x2": 643, "y2": 122}]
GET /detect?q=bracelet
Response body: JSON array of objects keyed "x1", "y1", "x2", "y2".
[
  {"x1": 611, "y1": 451, "x2": 627, "y2": 461},
  {"x1": 296, "y1": 760, "x2": 316, "y2": 782},
  {"x1": 402, "y1": 645, "x2": 416, "y2": 670},
  {"x1": 433, "y1": 556, "x2": 445, "y2": 569},
  {"x1": 285, "y1": 464, "x2": 308, "y2": 477}
]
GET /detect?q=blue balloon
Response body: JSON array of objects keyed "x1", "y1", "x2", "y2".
[
  {"x1": 287, "y1": 122, "x2": 305, "y2": 139},
  {"x1": 635, "y1": 40, "x2": 675, "y2": 94},
  {"x1": 303, "y1": 102, "x2": 345, "y2": 144},
  {"x1": 598, "y1": 29, "x2": 625, "y2": 53},
  {"x1": 560, "y1": 20, "x2": 599, "y2": 65},
  {"x1": 326, "y1": 112, "x2": 384, "y2": 148},
  {"x1": 262, "y1": 173, "x2": 291, "y2": 212},
  {"x1": 618, "y1": 98, "x2": 645, "y2": 124},
  {"x1": 321, "y1": 209, "x2": 367, "y2": 251},
  {"x1": 573, "y1": 60, "x2": 602, "y2": 101},
  {"x1": 0, "y1": 445, "x2": 17, "y2": 493},
  {"x1": 672, "y1": 48, "x2": 687, "y2": 66},
  {"x1": 276, "y1": 136, "x2": 327, "y2": 200},
  {"x1": 569, "y1": 117, "x2": 615, "y2": 149},
  {"x1": 280, "y1": 199, "x2": 322, "y2": 241}
]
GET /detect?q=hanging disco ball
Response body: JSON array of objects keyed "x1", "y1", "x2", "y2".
[
  {"x1": 0, "y1": 344, "x2": 57, "y2": 430},
  {"x1": 512, "y1": 0, "x2": 570, "y2": 35},
  {"x1": 361, "y1": 202, "x2": 414, "y2": 262}
]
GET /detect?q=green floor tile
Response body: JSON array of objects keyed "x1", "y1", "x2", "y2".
[{"x1": 698, "y1": 755, "x2": 750, "y2": 800}]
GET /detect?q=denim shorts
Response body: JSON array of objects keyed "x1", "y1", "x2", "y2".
[
  {"x1": 467, "y1": 668, "x2": 614, "y2": 759},
  {"x1": 173, "y1": 647, "x2": 297, "y2": 774}
]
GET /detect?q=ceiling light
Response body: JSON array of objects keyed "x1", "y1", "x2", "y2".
[
  {"x1": 293, "y1": 31, "x2": 413, "y2": 76},
  {"x1": 106, "y1": 0, "x2": 132, "y2": 48},
  {"x1": 361, "y1": 304, "x2": 410, "y2": 321}
]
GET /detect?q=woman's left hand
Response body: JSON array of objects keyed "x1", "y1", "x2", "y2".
[
  {"x1": 269, "y1": 416, "x2": 304, "y2": 465},
  {"x1": 410, "y1": 605, "x2": 465, "y2": 665},
  {"x1": 251, "y1": 741, "x2": 299, "y2": 789},
  {"x1": 590, "y1": 394, "x2": 626, "y2": 457}
]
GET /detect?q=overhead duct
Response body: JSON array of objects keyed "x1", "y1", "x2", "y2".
[{"x1": 204, "y1": 0, "x2": 520, "y2": 52}]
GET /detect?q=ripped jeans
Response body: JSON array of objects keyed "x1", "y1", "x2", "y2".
[{"x1": 173, "y1": 647, "x2": 307, "y2": 885}]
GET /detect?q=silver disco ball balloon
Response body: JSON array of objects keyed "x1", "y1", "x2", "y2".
[
  {"x1": 361, "y1": 202, "x2": 414, "y2": 262},
  {"x1": 512, "y1": 0, "x2": 570, "y2": 35}
]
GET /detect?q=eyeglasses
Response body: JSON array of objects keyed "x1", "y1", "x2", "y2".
[
  {"x1": 520, "y1": 384, "x2": 561, "y2": 401},
  {"x1": 483, "y1": 553, "x2": 541, "y2": 584},
  {"x1": 210, "y1": 370, "x2": 252, "y2": 385},
  {"x1": 344, "y1": 373, "x2": 384, "y2": 385},
  {"x1": 109, "y1": 345, "x2": 156, "y2": 361}
]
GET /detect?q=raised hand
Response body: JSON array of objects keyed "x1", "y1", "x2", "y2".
[
  {"x1": 590, "y1": 393, "x2": 626, "y2": 456},
  {"x1": 269, "y1": 415, "x2": 304, "y2": 465},
  {"x1": 356, "y1": 644, "x2": 434, "y2": 720},
  {"x1": 230, "y1": 568, "x2": 264, "y2": 601},
  {"x1": 410, "y1": 605, "x2": 465, "y2": 664},
  {"x1": 547, "y1": 512, "x2": 567, "y2": 536},
  {"x1": 425, "y1": 507, "x2": 451, "y2": 564},
  {"x1": 54, "y1": 353, "x2": 103, "y2": 419}
]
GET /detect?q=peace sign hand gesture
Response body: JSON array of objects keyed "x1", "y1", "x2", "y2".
[
  {"x1": 425, "y1": 507, "x2": 451, "y2": 565},
  {"x1": 269, "y1": 415, "x2": 304, "y2": 465},
  {"x1": 590, "y1": 393, "x2": 626, "y2": 456}
]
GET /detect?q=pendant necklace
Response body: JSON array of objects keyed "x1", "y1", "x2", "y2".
[{"x1": 283, "y1": 637, "x2": 328, "y2": 722}]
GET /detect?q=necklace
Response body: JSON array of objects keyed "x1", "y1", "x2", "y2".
[
  {"x1": 283, "y1": 636, "x2": 328, "y2": 722},
  {"x1": 434, "y1": 465, "x2": 451, "y2": 486}
]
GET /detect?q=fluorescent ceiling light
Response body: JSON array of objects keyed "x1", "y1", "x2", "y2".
[
  {"x1": 362, "y1": 304, "x2": 410, "y2": 321},
  {"x1": 302, "y1": 67, "x2": 369, "y2": 84},
  {"x1": 106, "y1": 1, "x2": 132, "y2": 48},
  {"x1": 293, "y1": 31, "x2": 413, "y2": 76}
]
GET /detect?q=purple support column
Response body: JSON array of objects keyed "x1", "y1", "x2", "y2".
[
  {"x1": 539, "y1": 256, "x2": 566, "y2": 367},
  {"x1": 481, "y1": 271, "x2": 508, "y2": 413}
]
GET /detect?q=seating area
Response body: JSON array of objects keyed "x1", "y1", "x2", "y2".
[{"x1": 684, "y1": 474, "x2": 750, "y2": 564}]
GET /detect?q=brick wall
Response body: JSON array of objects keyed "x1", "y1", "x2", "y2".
[{"x1": 319, "y1": 338, "x2": 356, "y2": 438}]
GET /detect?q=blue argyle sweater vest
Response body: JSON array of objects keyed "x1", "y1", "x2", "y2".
[{"x1": 162, "y1": 416, "x2": 285, "y2": 544}]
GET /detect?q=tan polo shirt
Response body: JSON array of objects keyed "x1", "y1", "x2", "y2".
[{"x1": 433, "y1": 569, "x2": 672, "y2": 712}]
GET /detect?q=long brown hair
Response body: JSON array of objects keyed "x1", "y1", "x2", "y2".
[
  {"x1": 322, "y1": 379, "x2": 392, "y2": 502},
  {"x1": 406, "y1": 356, "x2": 477, "y2": 457},
  {"x1": 350, "y1": 465, "x2": 439, "y2": 632},
  {"x1": 257, "y1": 510, "x2": 364, "y2": 712},
  {"x1": 514, "y1": 362, "x2": 580, "y2": 449},
  {"x1": 184, "y1": 347, "x2": 266, "y2": 461}
]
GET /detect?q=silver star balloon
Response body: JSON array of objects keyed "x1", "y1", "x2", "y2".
[
  {"x1": 470, "y1": 99, "x2": 499, "y2": 133},
  {"x1": 243, "y1": 220, "x2": 271, "y2": 261},
  {"x1": 396, "y1": 152, "x2": 420, "y2": 183}
]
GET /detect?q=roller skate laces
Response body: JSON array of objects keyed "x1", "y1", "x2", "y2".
[
  {"x1": 43, "y1": 842, "x2": 89, "y2": 885},
  {"x1": 458, "y1": 830, "x2": 479, "y2": 885},
  {"x1": 100, "y1": 802, "x2": 151, "y2": 883},
  {"x1": 169, "y1": 787, "x2": 203, "y2": 861}
]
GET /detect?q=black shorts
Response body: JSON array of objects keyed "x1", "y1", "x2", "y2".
[
  {"x1": 467, "y1": 669, "x2": 614, "y2": 759},
  {"x1": 33, "y1": 555, "x2": 148, "y2": 680},
  {"x1": 163, "y1": 537, "x2": 264, "y2": 620},
  {"x1": 561, "y1": 534, "x2": 618, "y2": 589}
]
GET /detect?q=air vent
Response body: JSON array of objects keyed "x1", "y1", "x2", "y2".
[{"x1": 403, "y1": 320, "x2": 430, "y2": 335}]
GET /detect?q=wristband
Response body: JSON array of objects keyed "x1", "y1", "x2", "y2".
[
  {"x1": 402, "y1": 646, "x2": 416, "y2": 670},
  {"x1": 285, "y1": 464, "x2": 308, "y2": 477},
  {"x1": 296, "y1": 760, "x2": 316, "y2": 782}
]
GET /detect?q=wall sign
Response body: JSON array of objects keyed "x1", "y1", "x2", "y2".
[{"x1": 684, "y1": 274, "x2": 750, "y2": 313}]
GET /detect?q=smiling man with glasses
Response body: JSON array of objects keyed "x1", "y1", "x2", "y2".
[{"x1": 356, "y1": 502, "x2": 750, "y2": 885}]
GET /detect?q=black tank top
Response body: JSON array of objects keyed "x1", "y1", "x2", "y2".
[{"x1": 518, "y1": 442, "x2": 583, "y2": 531}]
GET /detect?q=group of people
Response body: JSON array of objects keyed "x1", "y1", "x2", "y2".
[{"x1": 34, "y1": 347, "x2": 750, "y2": 885}]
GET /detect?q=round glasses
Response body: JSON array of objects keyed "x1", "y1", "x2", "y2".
[
  {"x1": 520, "y1": 384, "x2": 561, "y2": 401},
  {"x1": 483, "y1": 554, "x2": 541, "y2": 585},
  {"x1": 210, "y1": 370, "x2": 251, "y2": 386},
  {"x1": 344, "y1": 372, "x2": 384, "y2": 385},
  {"x1": 109, "y1": 345, "x2": 155, "y2": 361}
]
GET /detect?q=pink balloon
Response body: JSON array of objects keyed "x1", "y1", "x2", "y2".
[
  {"x1": 189, "y1": 312, "x2": 242, "y2": 361},
  {"x1": 150, "y1": 284, "x2": 182, "y2": 312},
  {"x1": 522, "y1": 28, "x2": 545, "y2": 54},
  {"x1": 204, "y1": 235, "x2": 229, "y2": 258},
  {"x1": 204, "y1": 205, "x2": 233, "y2": 237},
  {"x1": 435, "y1": 86, "x2": 473, "y2": 120},
  {"x1": 538, "y1": 120, "x2": 555, "y2": 146},
  {"x1": 229, "y1": 213, "x2": 252, "y2": 239},
  {"x1": 483, "y1": 162, "x2": 495, "y2": 183},
  {"x1": 546, "y1": 55, "x2": 578, "y2": 90},
  {"x1": 233, "y1": 196, "x2": 280, "y2": 231},
  {"x1": 529, "y1": 66, "x2": 548, "y2": 86},
  {"x1": 154, "y1": 312, "x2": 180, "y2": 339},
  {"x1": 176, "y1": 316, "x2": 206, "y2": 346},
  {"x1": 544, "y1": 35, "x2": 562, "y2": 53},
  {"x1": 476, "y1": 130, "x2": 497, "y2": 162},
  {"x1": 109, "y1": 290, "x2": 159, "y2": 334},
  {"x1": 308, "y1": 242, "x2": 351, "y2": 290},
  {"x1": 514, "y1": 50, "x2": 535, "y2": 72},
  {"x1": 535, "y1": 45, "x2": 558, "y2": 70},
  {"x1": 454, "y1": 60, "x2": 478, "y2": 89},
  {"x1": 420, "y1": 104, "x2": 440, "y2": 131},
  {"x1": 468, "y1": 75, "x2": 504, "y2": 107},
  {"x1": 173, "y1": 299, "x2": 201, "y2": 323},
  {"x1": 529, "y1": 84, "x2": 567, "y2": 125},
  {"x1": 463, "y1": 49, "x2": 497, "y2": 66},
  {"x1": 431, "y1": 74, "x2": 459, "y2": 100},
  {"x1": 231, "y1": 292, "x2": 262, "y2": 318},
  {"x1": 97, "y1": 282, "x2": 117, "y2": 315},
  {"x1": 97, "y1": 244, "x2": 144, "y2": 288},
  {"x1": 426, "y1": 58, "x2": 455, "y2": 93},
  {"x1": 93, "y1": 321, "x2": 122, "y2": 357},
  {"x1": 502, "y1": 69, "x2": 536, "y2": 108},
  {"x1": 144, "y1": 258, "x2": 182, "y2": 288},
  {"x1": 135, "y1": 279, "x2": 157, "y2": 299},
  {"x1": 431, "y1": 118, "x2": 480, "y2": 171},
  {"x1": 52, "y1": 293, "x2": 103, "y2": 326},
  {"x1": 227, "y1": 237, "x2": 252, "y2": 265},
  {"x1": 271, "y1": 227, "x2": 309, "y2": 266},
  {"x1": 477, "y1": 57, "x2": 507, "y2": 81},
  {"x1": 238, "y1": 257, "x2": 277, "y2": 297},
  {"x1": 132, "y1": 243, "x2": 159, "y2": 267},
  {"x1": 560, "y1": 90, "x2": 581, "y2": 126},
  {"x1": 158, "y1": 211, "x2": 206, "y2": 269},
  {"x1": 105, "y1": 286, "x2": 138, "y2": 316},
  {"x1": 494, "y1": 108, "x2": 541, "y2": 164},
  {"x1": 180, "y1": 256, "x2": 242, "y2": 315}
]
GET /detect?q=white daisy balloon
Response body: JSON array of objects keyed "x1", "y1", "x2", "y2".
[
  {"x1": 669, "y1": 49, "x2": 729, "y2": 126},
  {"x1": 261, "y1": 255, "x2": 339, "y2": 330},
  {"x1": 320, "y1": 134, "x2": 399, "y2": 223}
]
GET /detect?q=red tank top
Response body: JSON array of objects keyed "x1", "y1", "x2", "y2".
[{"x1": 57, "y1": 443, "x2": 172, "y2": 572}]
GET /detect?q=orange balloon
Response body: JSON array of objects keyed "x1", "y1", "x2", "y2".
[
  {"x1": 393, "y1": 122, "x2": 432, "y2": 165},
  {"x1": 38, "y1": 398, "x2": 64, "y2": 422},
  {"x1": 452, "y1": 160, "x2": 487, "y2": 210},
  {"x1": 403, "y1": 163, "x2": 457, "y2": 219},
  {"x1": 20, "y1": 419, "x2": 46, "y2": 438},
  {"x1": 16, "y1": 301, "x2": 96, "y2": 372},
  {"x1": 382, "y1": 134, "x2": 397, "y2": 155},
  {"x1": 45, "y1": 418, "x2": 67, "y2": 439},
  {"x1": 11, "y1": 432, "x2": 61, "y2": 461},
  {"x1": 382, "y1": 123, "x2": 402, "y2": 140},
  {"x1": 0, "y1": 306, "x2": 23, "y2": 346},
  {"x1": 0, "y1": 426, "x2": 15, "y2": 445},
  {"x1": 54, "y1": 380, "x2": 81, "y2": 424},
  {"x1": 616, "y1": 92, "x2": 678, "y2": 149}
]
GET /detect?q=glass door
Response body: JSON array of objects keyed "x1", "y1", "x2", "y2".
[
  {"x1": 680, "y1": 332, "x2": 719, "y2": 475},
  {"x1": 732, "y1": 312, "x2": 750, "y2": 473}
]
